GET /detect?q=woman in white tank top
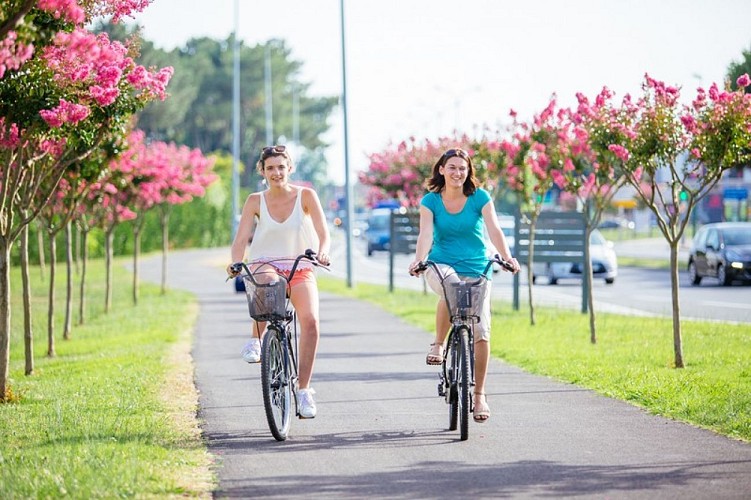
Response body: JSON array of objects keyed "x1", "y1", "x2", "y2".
[{"x1": 228, "y1": 145, "x2": 331, "y2": 418}]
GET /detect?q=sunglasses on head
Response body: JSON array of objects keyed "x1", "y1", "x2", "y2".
[
  {"x1": 261, "y1": 145, "x2": 287, "y2": 159},
  {"x1": 443, "y1": 148, "x2": 469, "y2": 159}
]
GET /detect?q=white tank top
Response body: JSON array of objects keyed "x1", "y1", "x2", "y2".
[{"x1": 248, "y1": 187, "x2": 318, "y2": 270}]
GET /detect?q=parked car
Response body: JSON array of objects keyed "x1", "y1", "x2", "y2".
[
  {"x1": 365, "y1": 208, "x2": 391, "y2": 255},
  {"x1": 538, "y1": 229, "x2": 618, "y2": 285},
  {"x1": 598, "y1": 217, "x2": 635, "y2": 230},
  {"x1": 687, "y1": 222, "x2": 751, "y2": 286}
]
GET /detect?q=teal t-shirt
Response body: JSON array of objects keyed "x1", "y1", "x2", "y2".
[{"x1": 421, "y1": 188, "x2": 492, "y2": 277}]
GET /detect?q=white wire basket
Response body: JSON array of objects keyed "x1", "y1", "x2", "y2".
[
  {"x1": 243, "y1": 277, "x2": 287, "y2": 321},
  {"x1": 445, "y1": 278, "x2": 488, "y2": 320}
]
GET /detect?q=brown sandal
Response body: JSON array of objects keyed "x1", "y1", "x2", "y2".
[
  {"x1": 473, "y1": 392, "x2": 490, "y2": 422},
  {"x1": 426, "y1": 343, "x2": 444, "y2": 365}
]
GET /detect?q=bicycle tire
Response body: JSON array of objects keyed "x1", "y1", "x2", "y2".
[
  {"x1": 458, "y1": 326, "x2": 471, "y2": 441},
  {"x1": 445, "y1": 329, "x2": 459, "y2": 431},
  {"x1": 261, "y1": 326, "x2": 292, "y2": 441}
]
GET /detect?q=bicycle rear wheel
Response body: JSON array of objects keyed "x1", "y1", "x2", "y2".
[
  {"x1": 261, "y1": 326, "x2": 292, "y2": 441},
  {"x1": 458, "y1": 326, "x2": 471, "y2": 441}
]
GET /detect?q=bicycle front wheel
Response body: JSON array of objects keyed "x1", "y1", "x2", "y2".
[
  {"x1": 445, "y1": 330, "x2": 458, "y2": 431},
  {"x1": 458, "y1": 326, "x2": 471, "y2": 441},
  {"x1": 261, "y1": 326, "x2": 292, "y2": 441}
]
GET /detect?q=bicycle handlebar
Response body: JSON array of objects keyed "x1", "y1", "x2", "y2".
[
  {"x1": 412, "y1": 254, "x2": 516, "y2": 278},
  {"x1": 228, "y1": 249, "x2": 328, "y2": 283}
]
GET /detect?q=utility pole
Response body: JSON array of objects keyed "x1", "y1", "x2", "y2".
[
  {"x1": 264, "y1": 44, "x2": 273, "y2": 145},
  {"x1": 340, "y1": 0, "x2": 354, "y2": 287},
  {"x1": 230, "y1": 0, "x2": 240, "y2": 236}
]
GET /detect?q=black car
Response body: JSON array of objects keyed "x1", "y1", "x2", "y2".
[{"x1": 687, "y1": 222, "x2": 751, "y2": 286}]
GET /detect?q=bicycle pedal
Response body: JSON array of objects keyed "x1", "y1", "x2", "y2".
[{"x1": 437, "y1": 383, "x2": 445, "y2": 397}]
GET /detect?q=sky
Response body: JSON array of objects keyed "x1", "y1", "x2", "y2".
[{"x1": 131, "y1": 0, "x2": 751, "y2": 184}]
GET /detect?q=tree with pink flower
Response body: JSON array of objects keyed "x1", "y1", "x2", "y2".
[
  {"x1": 612, "y1": 73, "x2": 751, "y2": 368},
  {"x1": 122, "y1": 134, "x2": 216, "y2": 303},
  {"x1": 360, "y1": 135, "x2": 475, "y2": 208},
  {"x1": 0, "y1": 0, "x2": 169, "y2": 399},
  {"x1": 549, "y1": 87, "x2": 638, "y2": 343},
  {"x1": 496, "y1": 98, "x2": 565, "y2": 326}
]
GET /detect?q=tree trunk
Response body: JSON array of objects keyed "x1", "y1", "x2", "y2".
[
  {"x1": 63, "y1": 222, "x2": 73, "y2": 340},
  {"x1": 78, "y1": 230, "x2": 89, "y2": 325},
  {"x1": 37, "y1": 220, "x2": 46, "y2": 280},
  {"x1": 527, "y1": 217, "x2": 538, "y2": 326},
  {"x1": 105, "y1": 228, "x2": 114, "y2": 313},
  {"x1": 160, "y1": 208, "x2": 170, "y2": 295},
  {"x1": 47, "y1": 233, "x2": 57, "y2": 357},
  {"x1": 669, "y1": 242, "x2": 685, "y2": 368},
  {"x1": 584, "y1": 226, "x2": 597, "y2": 344},
  {"x1": 132, "y1": 224, "x2": 142, "y2": 306},
  {"x1": 0, "y1": 239, "x2": 12, "y2": 401},
  {"x1": 74, "y1": 223, "x2": 81, "y2": 275},
  {"x1": 20, "y1": 225, "x2": 34, "y2": 376}
]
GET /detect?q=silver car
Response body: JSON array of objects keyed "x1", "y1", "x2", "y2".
[{"x1": 537, "y1": 229, "x2": 618, "y2": 285}]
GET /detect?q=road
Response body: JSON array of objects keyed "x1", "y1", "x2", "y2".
[
  {"x1": 334, "y1": 235, "x2": 751, "y2": 324},
  {"x1": 137, "y1": 247, "x2": 751, "y2": 499}
]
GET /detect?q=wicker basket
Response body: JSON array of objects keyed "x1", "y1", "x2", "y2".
[
  {"x1": 243, "y1": 277, "x2": 287, "y2": 321},
  {"x1": 445, "y1": 279, "x2": 487, "y2": 320}
]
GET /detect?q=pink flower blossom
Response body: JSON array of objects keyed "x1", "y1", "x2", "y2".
[
  {"x1": 0, "y1": 31, "x2": 35, "y2": 78},
  {"x1": 39, "y1": 99, "x2": 91, "y2": 128},
  {"x1": 37, "y1": 0, "x2": 86, "y2": 24},
  {"x1": 551, "y1": 169, "x2": 566, "y2": 189},
  {"x1": 737, "y1": 74, "x2": 750, "y2": 88},
  {"x1": 608, "y1": 144, "x2": 631, "y2": 162},
  {"x1": 0, "y1": 118, "x2": 21, "y2": 148}
]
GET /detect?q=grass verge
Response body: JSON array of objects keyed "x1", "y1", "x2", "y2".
[
  {"x1": 318, "y1": 275, "x2": 751, "y2": 443},
  {"x1": 0, "y1": 258, "x2": 213, "y2": 498}
]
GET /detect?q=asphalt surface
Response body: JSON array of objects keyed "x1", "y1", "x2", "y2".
[{"x1": 139, "y1": 247, "x2": 751, "y2": 499}]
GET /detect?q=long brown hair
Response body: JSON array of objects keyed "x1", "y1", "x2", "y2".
[{"x1": 426, "y1": 148, "x2": 479, "y2": 196}]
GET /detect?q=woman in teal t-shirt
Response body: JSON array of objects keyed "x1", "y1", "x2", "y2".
[{"x1": 408, "y1": 148, "x2": 519, "y2": 422}]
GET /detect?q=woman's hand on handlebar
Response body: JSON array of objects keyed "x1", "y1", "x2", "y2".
[
  {"x1": 316, "y1": 251, "x2": 330, "y2": 267},
  {"x1": 408, "y1": 260, "x2": 426, "y2": 277},
  {"x1": 226, "y1": 262, "x2": 243, "y2": 278},
  {"x1": 496, "y1": 255, "x2": 521, "y2": 274}
]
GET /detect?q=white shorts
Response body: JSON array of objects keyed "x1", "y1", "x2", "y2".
[{"x1": 424, "y1": 264, "x2": 492, "y2": 342}]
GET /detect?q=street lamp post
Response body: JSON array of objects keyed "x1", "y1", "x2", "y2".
[
  {"x1": 265, "y1": 44, "x2": 274, "y2": 145},
  {"x1": 231, "y1": 0, "x2": 240, "y2": 236},
  {"x1": 340, "y1": 0, "x2": 354, "y2": 287}
]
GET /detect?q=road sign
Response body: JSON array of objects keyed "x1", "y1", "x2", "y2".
[{"x1": 723, "y1": 187, "x2": 748, "y2": 200}]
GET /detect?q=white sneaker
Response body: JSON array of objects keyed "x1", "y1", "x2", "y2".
[
  {"x1": 241, "y1": 338, "x2": 261, "y2": 363},
  {"x1": 296, "y1": 388, "x2": 317, "y2": 418}
]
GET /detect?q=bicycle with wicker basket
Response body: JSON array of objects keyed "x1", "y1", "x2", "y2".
[
  {"x1": 412, "y1": 254, "x2": 514, "y2": 441},
  {"x1": 229, "y1": 249, "x2": 327, "y2": 441}
]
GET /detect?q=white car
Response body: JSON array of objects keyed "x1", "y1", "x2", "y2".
[{"x1": 536, "y1": 229, "x2": 618, "y2": 285}]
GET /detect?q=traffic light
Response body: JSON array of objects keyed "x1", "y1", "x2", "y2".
[{"x1": 679, "y1": 190, "x2": 688, "y2": 202}]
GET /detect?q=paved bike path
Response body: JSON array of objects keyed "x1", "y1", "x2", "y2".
[{"x1": 140, "y1": 247, "x2": 751, "y2": 499}]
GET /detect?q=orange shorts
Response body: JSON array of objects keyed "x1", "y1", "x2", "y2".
[{"x1": 280, "y1": 267, "x2": 316, "y2": 288}]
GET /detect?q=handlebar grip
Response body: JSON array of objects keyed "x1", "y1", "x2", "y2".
[
  {"x1": 492, "y1": 254, "x2": 516, "y2": 272},
  {"x1": 413, "y1": 262, "x2": 428, "y2": 273},
  {"x1": 229, "y1": 262, "x2": 244, "y2": 274}
]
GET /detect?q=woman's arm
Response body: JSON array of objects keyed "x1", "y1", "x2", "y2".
[
  {"x1": 302, "y1": 188, "x2": 331, "y2": 265},
  {"x1": 481, "y1": 202, "x2": 520, "y2": 272},
  {"x1": 409, "y1": 205, "x2": 434, "y2": 274},
  {"x1": 229, "y1": 194, "x2": 259, "y2": 268}
]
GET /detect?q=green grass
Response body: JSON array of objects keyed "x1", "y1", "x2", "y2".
[
  {"x1": 0, "y1": 258, "x2": 212, "y2": 498},
  {"x1": 318, "y1": 276, "x2": 751, "y2": 443}
]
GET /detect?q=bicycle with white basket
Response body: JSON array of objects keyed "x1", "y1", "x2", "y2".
[
  {"x1": 229, "y1": 249, "x2": 327, "y2": 441},
  {"x1": 412, "y1": 254, "x2": 514, "y2": 441}
]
